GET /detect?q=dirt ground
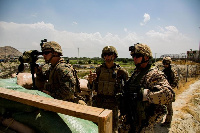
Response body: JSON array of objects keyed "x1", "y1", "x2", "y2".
[{"x1": 154, "y1": 79, "x2": 200, "y2": 133}]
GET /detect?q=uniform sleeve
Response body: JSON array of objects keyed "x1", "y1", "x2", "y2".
[
  {"x1": 118, "y1": 68, "x2": 129, "y2": 81},
  {"x1": 92, "y1": 67, "x2": 101, "y2": 92},
  {"x1": 36, "y1": 68, "x2": 49, "y2": 80},
  {"x1": 35, "y1": 69, "x2": 49, "y2": 90},
  {"x1": 56, "y1": 66, "x2": 76, "y2": 101},
  {"x1": 144, "y1": 69, "x2": 174, "y2": 105},
  {"x1": 170, "y1": 68, "x2": 179, "y2": 88}
]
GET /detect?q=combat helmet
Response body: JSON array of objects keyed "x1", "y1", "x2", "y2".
[
  {"x1": 162, "y1": 56, "x2": 172, "y2": 64},
  {"x1": 41, "y1": 41, "x2": 63, "y2": 56},
  {"x1": 101, "y1": 46, "x2": 118, "y2": 58},
  {"x1": 129, "y1": 43, "x2": 153, "y2": 58}
]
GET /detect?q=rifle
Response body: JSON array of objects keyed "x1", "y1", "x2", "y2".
[
  {"x1": 119, "y1": 71, "x2": 148, "y2": 132},
  {"x1": 17, "y1": 39, "x2": 47, "y2": 89},
  {"x1": 120, "y1": 83, "x2": 139, "y2": 132}
]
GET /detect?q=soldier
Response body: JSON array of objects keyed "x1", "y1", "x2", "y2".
[
  {"x1": 120, "y1": 43, "x2": 174, "y2": 133},
  {"x1": 35, "y1": 41, "x2": 80, "y2": 103},
  {"x1": 161, "y1": 56, "x2": 179, "y2": 127},
  {"x1": 88, "y1": 46, "x2": 128, "y2": 133}
]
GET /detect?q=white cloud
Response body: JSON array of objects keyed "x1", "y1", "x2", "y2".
[
  {"x1": 165, "y1": 26, "x2": 178, "y2": 33},
  {"x1": 0, "y1": 21, "x2": 195, "y2": 58},
  {"x1": 145, "y1": 25, "x2": 191, "y2": 56},
  {"x1": 144, "y1": 13, "x2": 150, "y2": 23},
  {"x1": 31, "y1": 13, "x2": 38, "y2": 17},
  {"x1": 157, "y1": 18, "x2": 161, "y2": 21},
  {"x1": 72, "y1": 21, "x2": 78, "y2": 25},
  {"x1": 124, "y1": 28, "x2": 127, "y2": 32},
  {"x1": 0, "y1": 21, "x2": 132, "y2": 57},
  {"x1": 140, "y1": 13, "x2": 150, "y2": 26}
]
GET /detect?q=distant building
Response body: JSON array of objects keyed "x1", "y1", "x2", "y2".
[
  {"x1": 187, "y1": 50, "x2": 200, "y2": 62},
  {"x1": 160, "y1": 53, "x2": 187, "y2": 59}
]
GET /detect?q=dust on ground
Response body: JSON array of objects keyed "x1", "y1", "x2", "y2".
[{"x1": 154, "y1": 78, "x2": 200, "y2": 133}]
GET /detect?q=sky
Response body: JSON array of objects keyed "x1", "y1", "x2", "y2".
[{"x1": 0, "y1": 0, "x2": 200, "y2": 58}]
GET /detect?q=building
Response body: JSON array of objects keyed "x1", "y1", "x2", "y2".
[{"x1": 187, "y1": 50, "x2": 200, "y2": 62}]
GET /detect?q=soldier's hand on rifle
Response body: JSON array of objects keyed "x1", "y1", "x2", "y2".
[
  {"x1": 143, "y1": 89, "x2": 150, "y2": 101},
  {"x1": 136, "y1": 88, "x2": 144, "y2": 101},
  {"x1": 34, "y1": 66, "x2": 42, "y2": 75},
  {"x1": 135, "y1": 88, "x2": 150, "y2": 101},
  {"x1": 88, "y1": 71, "x2": 97, "y2": 85},
  {"x1": 130, "y1": 88, "x2": 145, "y2": 101}
]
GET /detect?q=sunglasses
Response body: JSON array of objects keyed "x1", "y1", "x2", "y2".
[
  {"x1": 131, "y1": 54, "x2": 143, "y2": 58},
  {"x1": 42, "y1": 51, "x2": 52, "y2": 55},
  {"x1": 163, "y1": 63, "x2": 169, "y2": 66},
  {"x1": 163, "y1": 62, "x2": 169, "y2": 65},
  {"x1": 103, "y1": 53, "x2": 114, "y2": 56},
  {"x1": 162, "y1": 61, "x2": 170, "y2": 65}
]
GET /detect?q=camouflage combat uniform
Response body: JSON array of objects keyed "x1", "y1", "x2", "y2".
[
  {"x1": 162, "y1": 57, "x2": 179, "y2": 126},
  {"x1": 92, "y1": 63, "x2": 128, "y2": 133},
  {"x1": 36, "y1": 58, "x2": 77, "y2": 102},
  {"x1": 163, "y1": 65, "x2": 178, "y2": 89},
  {"x1": 36, "y1": 41, "x2": 79, "y2": 102},
  {"x1": 120, "y1": 43, "x2": 174, "y2": 133}
]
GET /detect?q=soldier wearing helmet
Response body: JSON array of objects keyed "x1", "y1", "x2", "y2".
[
  {"x1": 35, "y1": 41, "x2": 80, "y2": 103},
  {"x1": 41, "y1": 41, "x2": 63, "y2": 63},
  {"x1": 88, "y1": 46, "x2": 128, "y2": 132},
  {"x1": 162, "y1": 56, "x2": 178, "y2": 88},
  {"x1": 101, "y1": 46, "x2": 118, "y2": 58},
  {"x1": 119, "y1": 43, "x2": 174, "y2": 132},
  {"x1": 162, "y1": 56, "x2": 172, "y2": 65},
  {"x1": 161, "y1": 56, "x2": 179, "y2": 128},
  {"x1": 129, "y1": 43, "x2": 152, "y2": 68}
]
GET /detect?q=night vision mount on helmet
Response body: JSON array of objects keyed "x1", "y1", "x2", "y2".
[
  {"x1": 41, "y1": 40, "x2": 63, "y2": 56},
  {"x1": 129, "y1": 43, "x2": 153, "y2": 59}
]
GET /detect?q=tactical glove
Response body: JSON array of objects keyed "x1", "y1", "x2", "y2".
[
  {"x1": 137, "y1": 88, "x2": 144, "y2": 101},
  {"x1": 128, "y1": 88, "x2": 143, "y2": 101}
]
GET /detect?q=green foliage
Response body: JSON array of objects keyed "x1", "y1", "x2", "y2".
[{"x1": 88, "y1": 60, "x2": 92, "y2": 64}]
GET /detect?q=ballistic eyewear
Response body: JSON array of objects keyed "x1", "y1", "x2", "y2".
[
  {"x1": 103, "y1": 52, "x2": 114, "y2": 56},
  {"x1": 42, "y1": 51, "x2": 52, "y2": 55},
  {"x1": 162, "y1": 60, "x2": 170, "y2": 65},
  {"x1": 131, "y1": 53, "x2": 143, "y2": 58}
]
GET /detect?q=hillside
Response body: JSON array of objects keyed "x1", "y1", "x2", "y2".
[{"x1": 0, "y1": 46, "x2": 22, "y2": 59}]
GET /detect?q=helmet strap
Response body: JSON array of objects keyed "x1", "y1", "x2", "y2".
[
  {"x1": 45, "y1": 55, "x2": 53, "y2": 64},
  {"x1": 135, "y1": 56, "x2": 149, "y2": 68},
  {"x1": 46, "y1": 50, "x2": 55, "y2": 63}
]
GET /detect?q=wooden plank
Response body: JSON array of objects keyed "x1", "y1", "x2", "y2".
[
  {"x1": 0, "y1": 87, "x2": 104, "y2": 122},
  {"x1": 98, "y1": 109, "x2": 112, "y2": 133},
  {"x1": 0, "y1": 87, "x2": 113, "y2": 133}
]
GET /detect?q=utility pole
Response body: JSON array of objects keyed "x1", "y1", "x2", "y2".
[
  {"x1": 155, "y1": 53, "x2": 157, "y2": 63},
  {"x1": 199, "y1": 27, "x2": 200, "y2": 62},
  {"x1": 5, "y1": 47, "x2": 7, "y2": 62},
  {"x1": 5, "y1": 47, "x2": 6, "y2": 58},
  {"x1": 78, "y1": 47, "x2": 79, "y2": 58},
  {"x1": 77, "y1": 47, "x2": 79, "y2": 64}
]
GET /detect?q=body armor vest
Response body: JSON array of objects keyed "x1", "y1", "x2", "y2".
[
  {"x1": 97, "y1": 64, "x2": 123, "y2": 96},
  {"x1": 97, "y1": 67, "x2": 117, "y2": 96}
]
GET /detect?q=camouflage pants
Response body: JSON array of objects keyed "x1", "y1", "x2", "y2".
[
  {"x1": 119, "y1": 104, "x2": 167, "y2": 133},
  {"x1": 164, "y1": 103, "x2": 173, "y2": 123}
]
